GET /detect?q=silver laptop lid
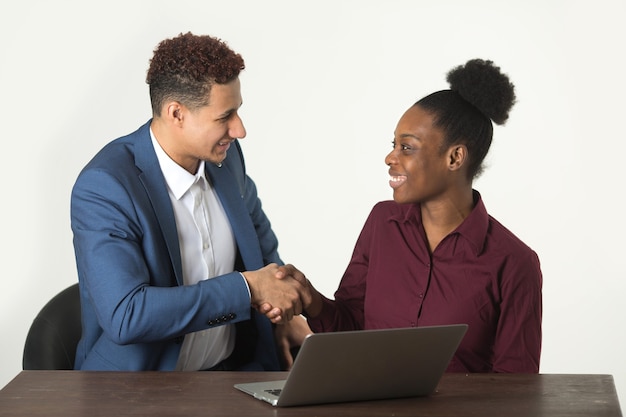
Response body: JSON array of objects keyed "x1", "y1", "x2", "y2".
[{"x1": 235, "y1": 324, "x2": 468, "y2": 407}]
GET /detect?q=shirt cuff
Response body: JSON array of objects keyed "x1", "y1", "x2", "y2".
[{"x1": 238, "y1": 272, "x2": 252, "y2": 301}]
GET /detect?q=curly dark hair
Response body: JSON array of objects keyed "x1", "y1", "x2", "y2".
[
  {"x1": 416, "y1": 59, "x2": 516, "y2": 179},
  {"x1": 146, "y1": 32, "x2": 245, "y2": 115}
]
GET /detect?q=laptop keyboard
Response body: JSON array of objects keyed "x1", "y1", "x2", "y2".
[{"x1": 264, "y1": 389, "x2": 282, "y2": 396}]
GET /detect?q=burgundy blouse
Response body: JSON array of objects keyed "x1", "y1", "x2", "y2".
[{"x1": 307, "y1": 192, "x2": 542, "y2": 373}]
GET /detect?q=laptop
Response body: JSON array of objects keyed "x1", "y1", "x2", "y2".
[{"x1": 234, "y1": 324, "x2": 467, "y2": 407}]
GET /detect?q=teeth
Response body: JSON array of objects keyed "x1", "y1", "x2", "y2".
[{"x1": 390, "y1": 176, "x2": 405, "y2": 182}]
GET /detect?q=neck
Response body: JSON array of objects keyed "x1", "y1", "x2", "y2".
[
  {"x1": 150, "y1": 118, "x2": 200, "y2": 174},
  {"x1": 420, "y1": 188, "x2": 474, "y2": 252}
]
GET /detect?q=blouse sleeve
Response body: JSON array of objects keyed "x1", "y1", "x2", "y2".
[
  {"x1": 305, "y1": 206, "x2": 380, "y2": 332},
  {"x1": 492, "y1": 249, "x2": 543, "y2": 373}
]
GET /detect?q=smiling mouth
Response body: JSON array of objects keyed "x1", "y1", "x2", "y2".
[
  {"x1": 216, "y1": 141, "x2": 232, "y2": 156},
  {"x1": 389, "y1": 175, "x2": 407, "y2": 189}
]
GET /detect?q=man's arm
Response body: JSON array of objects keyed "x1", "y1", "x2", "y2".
[{"x1": 72, "y1": 167, "x2": 306, "y2": 344}]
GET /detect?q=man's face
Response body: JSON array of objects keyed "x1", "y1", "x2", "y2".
[{"x1": 174, "y1": 78, "x2": 246, "y2": 173}]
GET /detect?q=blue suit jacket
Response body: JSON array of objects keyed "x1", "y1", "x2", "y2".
[{"x1": 70, "y1": 121, "x2": 281, "y2": 371}]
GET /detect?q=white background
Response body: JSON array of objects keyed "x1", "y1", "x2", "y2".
[{"x1": 1, "y1": 0, "x2": 624, "y2": 404}]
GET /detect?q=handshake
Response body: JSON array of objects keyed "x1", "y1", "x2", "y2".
[{"x1": 242, "y1": 263, "x2": 316, "y2": 324}]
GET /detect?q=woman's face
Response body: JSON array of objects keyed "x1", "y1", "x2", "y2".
[{"x1": 384, "y1": 105, "x2": 453, "y2": 204}]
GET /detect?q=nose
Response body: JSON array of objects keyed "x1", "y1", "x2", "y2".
[
  {"x1": 229, "y1": 113, "x2": 246, "y2": 139},
  {"x1": 384, "y1": 149, "x2": 396, "y2": 166}
]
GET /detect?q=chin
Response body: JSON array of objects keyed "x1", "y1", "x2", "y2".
[
  {"x1": 392, "y1": 193, "x2": 407, "y2": 204},
  {"x1": 392, "y1": 193, "x2": 416, "y2": 205},
  {"x1": 207, "y1": 153, "x2": 226, "y2": 165}
]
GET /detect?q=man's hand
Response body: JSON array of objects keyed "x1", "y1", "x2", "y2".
[
  {"x1": 258, "y1": 264, "x2": 324, "y2": 323},
  {"x1": 243, "y1": 263, "x2": 307, "y2": 323},
  {"x1": 257, "y1": 264, "x2": 314, "y2": 323}
]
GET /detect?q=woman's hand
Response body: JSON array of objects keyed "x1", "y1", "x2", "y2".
[{"x1": 274, "y1": 315, "x2": 313, "y2": 370}]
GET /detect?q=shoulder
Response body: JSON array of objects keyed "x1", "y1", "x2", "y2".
[
  {"x1": 357, "y1": 201, "x2": 417, "y2": 234},
  {"x1": 367, "y1": 200, "x2": 417, "y2": 223},
  {"x1": 485, "y1": 216, "x2": 542, "y2": 282},
  {"x1": 370, "y1": 200, "x2": 409, "y2": 215},
  {"x1": 73, "y1": 122, "x2": 154, "y2": 198},
  {"x1": 80, "y1": 121, "x2": 151, "y2": 173},
  {"x1": 487, "y1": 215, "x2": 536, "y2": 256},
  {"x1": 473, "y1": 192, "x2": 538, "y2": 262}
]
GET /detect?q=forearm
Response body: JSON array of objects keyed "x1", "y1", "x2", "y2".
[
  {"x1": 80, "y1": 263, "x2": 252, "y2": 344},
  {"x1": 303, "y1": 291, "x2": 364, "y2": 333}
]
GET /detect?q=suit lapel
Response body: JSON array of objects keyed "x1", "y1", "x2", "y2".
[
  {"x1": 205, "y1": 162, "x2": 264, "y2": 271},
  {"x1": 133, "y1": 122, "x2": 184, "y2": 286},
  {"x1": 131, "y1": 121, "x2": 263, "y2": 282}
]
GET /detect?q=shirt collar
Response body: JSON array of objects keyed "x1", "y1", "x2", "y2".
[
  {"x1": 150, "y1": 128, "x2": 208, "y2": 200},
  {"x1": 388, "y1": 190, "x2": 490, "y2": 256},
  {"x1": 454, "y1": 190, "x2": 490, "y2": 256}
]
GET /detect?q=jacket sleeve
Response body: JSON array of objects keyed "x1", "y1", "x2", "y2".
[{"x1": 71, "y1": 166, "x2": 253, "y2": 346}]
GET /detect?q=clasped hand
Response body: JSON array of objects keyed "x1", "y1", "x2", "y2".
[{"x1": 243, "y1": 263, "x2": 310, "y2": 323}]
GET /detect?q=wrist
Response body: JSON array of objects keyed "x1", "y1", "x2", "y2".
[
  {"x1": 303, "y1": 283, "x2": 323, "y2": 318},
  {"x1": 241, "y1": 271, "x2": 259, "y2": 305}
]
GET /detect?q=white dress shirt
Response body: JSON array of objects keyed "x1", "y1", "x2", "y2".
[{"x1": 151, "y1": 131, "x2": 237, "y2": 371}]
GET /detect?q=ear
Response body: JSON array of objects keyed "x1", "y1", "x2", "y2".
[
  {"x1": 447, "y1": 145, "x2": 467, "y2": 171},
  {"x1": 164, "y1": 102, "x2": 184, "y2": 126}
]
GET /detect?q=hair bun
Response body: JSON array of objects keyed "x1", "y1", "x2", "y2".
[{"x1": 446, "y1": 59, "x2": 516, "y2": 125}]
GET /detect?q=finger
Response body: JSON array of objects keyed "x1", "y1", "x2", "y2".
[
  {"x1": 280, "y1": 264, "x2": 299, "y2": 278},
  {"x1": 293, "y1": 297, "x2": 303, "y2": 317},
  {"x1": 285, "y1": 264, "x2": 307, "y2": 286},
  {"x1": 292, "y1": 270, "x2": 307, "y2": 286},
  {"x1": 282, "y1": 305, "x2": 294, "y2": 323},
  {"x1": 258, "y1": 302, "x2": 272, "y2": 314},
  {"x1": 281, "y1": 343, "x2": 294, "y2": 370},
  {"x1": 274, "y1": 265, "x2": 288, "y2": 279},
  {"x1": 263, "y1": 306, "x2": 282, "y2": 320}
]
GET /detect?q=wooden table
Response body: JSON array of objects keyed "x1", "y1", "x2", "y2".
[{"x1": 0, "y1": 371, "x2": 622, "y2": 416}]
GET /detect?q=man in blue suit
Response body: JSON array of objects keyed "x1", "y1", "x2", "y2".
[{"x1": 70, "y1": 32, "x2": 306, "y2": 371}]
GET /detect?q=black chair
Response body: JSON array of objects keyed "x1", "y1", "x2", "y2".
[{"x1": 23, "y1": 283, "x2": 82, "y2": 370}]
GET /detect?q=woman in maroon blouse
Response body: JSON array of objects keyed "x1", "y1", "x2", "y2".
[{"x1": 273, "y1": 59, "x2": 542, "y2": 373}]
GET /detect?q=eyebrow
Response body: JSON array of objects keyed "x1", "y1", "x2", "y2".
[
  {"x1": 216, "y1": 101, "x2": 243, "y2": 119},
  {"x1": 397, "y1": 133, "x2": 422, "y2": 141},
  {"x1": 217, "y1": 109, "x2": 235, "y2": 119}
]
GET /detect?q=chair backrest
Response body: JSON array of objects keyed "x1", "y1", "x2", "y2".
[{"x1": 23, "y1": 283, "x2": 82, "y2": 370}]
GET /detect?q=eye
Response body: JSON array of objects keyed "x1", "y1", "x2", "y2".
[
  {"x1": 391, "y1": 140, "x2": 413, "y2": 151},
  {"x1": 217, "y1": 112, "x2": 235, "y2": 123}
]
